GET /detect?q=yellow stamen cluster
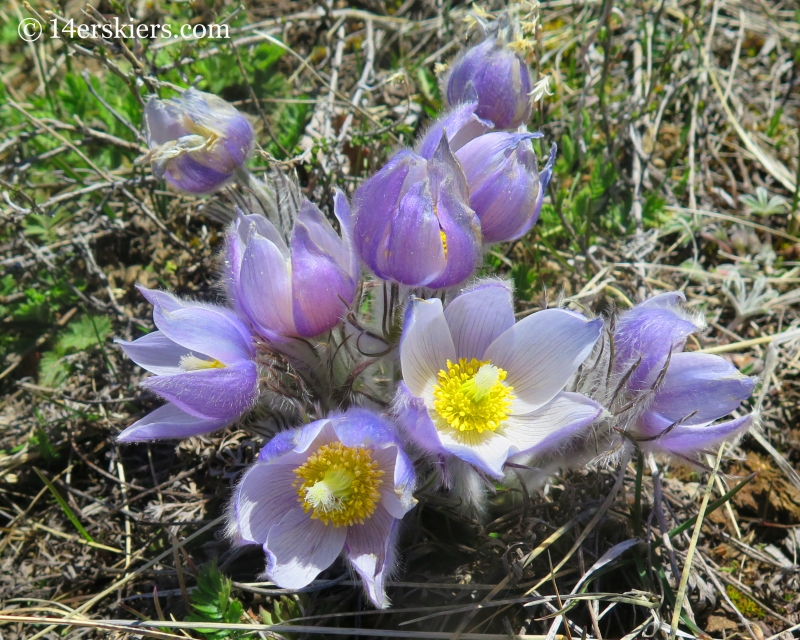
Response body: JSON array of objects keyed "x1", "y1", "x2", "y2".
[
  {"x1": 294, "y1": 442, "x2": 384, "y2": 527},
  {"x1": 179, "y1": 354, "x2": 226, "y2": 371},
  {"x1": 440, "y1": 230, "x2": 448, "y2": 259},
  {"x1": 432, "y1": 358, "x2": 514, "y2": 437}
]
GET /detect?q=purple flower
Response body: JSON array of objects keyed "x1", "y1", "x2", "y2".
[
  {"x1": 614, "y1": 292, "x2": 756, "y2": 457},
  {"x1": 456, "y1": 133, "x2": 556, "y2": 243},
  {"x1": 141, "y1": 88, "x2": 254, "y2": 194},
  {"x1": 116, "y1": 287, "x2": 259, "y2": 442},
  {"x1": 229, "y1": 409, "x2": 416, "y2": 608},
  {"x1": 352, "y1": 135, "x2": 482, "y2": 288},
  {"x1": 225, "y1": 191, "x2": 359, "y2": 340},
  {"x1": 416, "y1": 100, "x2": 493, "y2": 160},
  {"x1": 445, "y1": 26, "x2": 533, "y2": 129},
  {"x1": 395, "y1": 281, "x2": 603, "y2": 478}
]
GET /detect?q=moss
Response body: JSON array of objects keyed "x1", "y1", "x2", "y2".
[{"x1": 726, "y1": 585, "x2": 765, "y2": 619}]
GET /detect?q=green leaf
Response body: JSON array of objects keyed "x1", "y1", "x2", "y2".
[
  {"x1": 58, "y1": 315, "x2": 112, "y2": 353},
  {"x1": 33, "y1": 467, "x2": 94, "y2": 542}
]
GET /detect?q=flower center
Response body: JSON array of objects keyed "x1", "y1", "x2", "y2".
[
  {"x1": 179, "y1": 354, "x2": 226, "y2": 371},
  {"x1": 432, "y1": 358, "x2": 514, "y2": 436},
  {"x1": 294, "y1": 442, "x2": 384, "y2": 527}
]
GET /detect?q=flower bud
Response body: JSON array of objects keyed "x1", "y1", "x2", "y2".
[
  {"x1": 445, "y1": 21, "x2": 533, "y2": 129},
  {"x1": 225, "y1": 191, "x2": 358, "y2": 340},
  {"x1": 352, "y1": 135, "x2": 482, "y2": 288},
  {"x1": 141, "y1": 88, "x2": 254, "y2": 194},
  {"x1": 456, "y1": 132, "x2": 556, "y2": 242}
]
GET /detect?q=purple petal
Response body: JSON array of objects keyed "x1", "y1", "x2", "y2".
[
  {"x1": 508, "y1": 142, "x2": 557, "y2": 241},
  {"x1": 424, "y1": 136, "x2": 482, "y2": 289},
  {"x1": 265, "y1": 506, "x2": 347, "y2": 589},
  {"x1": 117, "y1": 402, "x2": 230, "y2": 442},
  {"x1": 614, "y1": 294, "x2": 702, "y2": 391},
  {"x1": 435, "y1": 428, "x2": 512, "y2": 479},
  {"x1": 416, "y1": 101, "x2": 494, "y2": 159},
  {"x1": 648, "y1": 352, "x2": 756, "y2": 425},
  {"x1": 503, "y1": 392, "x2": 603, "y2": 456},
  {"x1": 393, "y1": 382, "x2": 448, "y2": 457},
  {"x1": 370, "y1": 446, "x2": 417, "y2": 519},
  {"x1": 642, "y1": 414, "x2": 753, "y2": 456},
  {"x1": 164, "y1": 155, "x2": 233, "y2": 194},
  {"x1": 141, "y1": 360, "x2": 258, "y2": 421},
  {"x1": 257, "y1": 419, "x2": 337, "y2": 464},
  {"x1": 152, "y1": 305, "x2": 254, "y2": 364},
  {"x1": 379, "y1": 180, "x2": 446, "y2": 286},
  {"x1": 444, "y1": 281, "x2": 514, "y2": 360},
  {"x1": 296, "y1": 200, "x2": 349, "y2": 272},
  {"x1": 234, "y1": 463, "x2": 299, "y2": 545},
  {"x1": 116, "y1": 331, "x2": 188, "y2": 376},
  {"x1": 399, "y1": 298, "x2": 456, "y2": 398},
  {"x1": 291, "y1": 223, "x2": 355, "y2": 337},
  {"x1": 239, "y1": 233, "x2": 296, "y2": 337},
  {"x1": 484, "y1": 309, "x2": 602, "y2": 412},
  {"x1": 344, "y1": 506, "x2": 397, "y2": 608}
]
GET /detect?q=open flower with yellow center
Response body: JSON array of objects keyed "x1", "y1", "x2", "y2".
[
  {"x1": 115, "y1": 286, "x2": 259, "y2": 442},
  {"x1": 229, "y1": 409, "x2": 416, "y2": 609},
  {"x1": 395, "y1": 281, "x2": 604, "y2": 478}
]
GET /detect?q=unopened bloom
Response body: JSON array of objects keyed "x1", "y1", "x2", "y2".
[
  {"x1": 416, "y1": 100, "x2": 493, "y2": 160},
  {"x1": 456, "y1": 132, "x2": 556, "y2": 243},
  {"x1": 353, "y1": 135, "x2": 482, "y2": 288},
  {"x1": 395, "y1": 282, "x2": 603, "y2": 478},
  {"x1": 116, "y1": 287, "x2": 259, "y2": 442},
  {"x1": 229, "y1": 409, "x2": 416, "y2": 608},
  {"x1": 614, "y1": 292, "x2": 756, "y2": 457},
  {"x1": 225, "y1": 191, "x2": 359, "y2": 340},
  {"x1": 445, "y1": 22, "x2": 533, "y2": 129},
  {"x1": 141, "y1": 88, "x2": 254, "y2": 194}
]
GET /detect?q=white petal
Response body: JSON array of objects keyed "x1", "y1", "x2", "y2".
[
  {"x1": 344, "y1": 506, "x2": 396, "y2": 608},
  {"x1": 116, "y1": 331, "x2": 188, "y2": 376},
  {"x1": 437, "y1": 429, "x2": 512, "y2": 479},
  {"x1": 399, "y1": 298, "x2": 456, "y2": 398},
  {"x1": 484, "y1": 309, "x2": 601, "y2": 412},
  {"x1": 444, "y1": 283, "x2": 514, "y2": 360}
]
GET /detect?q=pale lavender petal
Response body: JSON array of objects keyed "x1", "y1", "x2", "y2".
[
  {"x1": 484, "y1": 309, "x2": 602, "y2": 412},
  {"x1": 296, "y1": 200, "x2": 348, "y2": 269},
  {"x1": 371, "y1": 447, "x2": 416, "y2": 519},
  {"x1": 235, "y1": 463, "x2": 299, "y2": 545},
  {"x1": 333, "y1": 189, "x2": 360, "y2": 282},
  {"x1": 436, "y1": 428, "x2": 513, "y2": 479},
  {"x1": 142, "y1": 360, "x2": 258, "y2": 420},
  {"x1": 257, "y1": 419, "x2": 337, "y2": 464},
  {"x1": 152, "y1": 305, "x2": 254, "y2": 364},
  {"x1": 399, "y1": 298, "x2": 456, "y2": 398},
  {"x1": 265, "y1": 506, "x2": 347, "y2": 589},
  {"x1": 642, "y1": 414, "x2": 753, "y2": 456},
  {"x1": 116, "y1": 332, "x2": 188, "y2": 376},
  {"x1": 444, "y1": 282, "x2": 514, "y2": 360},
  {"x1": 649, "y1": 352, "x2": 756, "y2": 425},
  {"x1": 502, "y1": 392, "x2": 603, "y2": 456},
  {"x1": 144, "y1": 96, "x2": 188, "y2": 145},
  {"x1": 117, "y1": 402, "x2": 230, "y2": 442},
  {"x1": 508, "y1": 142, "x2": 556, "y2": 241},
  {"x1": 239, "y1": 233, "x2": 296, "y2": 337},
  {"x1": 344, "y1": 506, "x2": 397, "y2": 609}
]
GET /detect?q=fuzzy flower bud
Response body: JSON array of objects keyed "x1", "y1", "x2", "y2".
[
  {"x1": 456, "y1": 132, "x2": 556, "y2": 243},
  {"x1": 225, "y1": 191, "x2": 359, "y2": 340},
  {"x1": 140, "y1": 88, "x2": 254, "y2": 194},
  {"x1": 445, "y1": 19, "x2": 534, "y2": 129},
  {"x1": 352, "y1": 134, "x2": 482, "y2": 288}
]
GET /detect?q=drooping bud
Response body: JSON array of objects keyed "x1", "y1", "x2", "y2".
[
  {"x1": 352, "y1": 134, "x2": 482, "y2": 288},
  {"x1": 225, "y1": 191, "x2": 358, "y2": 340},
  {"x1": 456, "y1": 132, "x2": 556, "y2": 242},
  {"x1": 141, "y1": 88, "x2": 254, "y2": 194},
  {"x1": 445, "y1": 18, "x2": 534, "y2": 129}
]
